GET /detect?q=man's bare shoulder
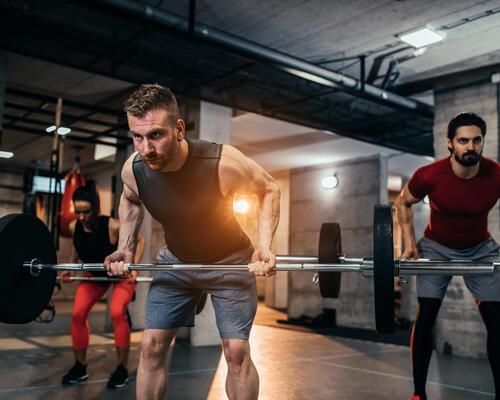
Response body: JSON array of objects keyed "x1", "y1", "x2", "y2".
[
  {"x1": 122, "y1": 151, "x2": 140, "y2": 195},
  {"x1": 219, "y1": 144, "x2": 249, "y2": 172}
]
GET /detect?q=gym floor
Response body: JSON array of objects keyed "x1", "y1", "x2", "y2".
[{"x1": 0, "y1": 302, "x2": 494, "y2": 400}]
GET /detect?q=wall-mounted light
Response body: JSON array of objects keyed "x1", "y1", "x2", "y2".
[
  {"x1": 233, "y1": 197, "x2": 250, "y2": 214},
  {"x1": 321, "y1": 174, "x2": 338, "y2": 190},
  {"x1": 388, "y1": 175, "x2": 403, "y2": 191},
  {"x1": 0, "y1": 151, "x2": 14, "y2": 159}
]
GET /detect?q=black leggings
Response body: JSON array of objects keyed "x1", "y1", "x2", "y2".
[{"x1": 411, "y1": 298, "x2": 500, "y2": 400}]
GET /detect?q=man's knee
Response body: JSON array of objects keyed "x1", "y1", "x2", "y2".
[
  {"x1": 223, "y1": 339, "x2": 251, "y2": 375},
  {"x1": 140, "y1": 330, "x2": 175, "y2": 368}
]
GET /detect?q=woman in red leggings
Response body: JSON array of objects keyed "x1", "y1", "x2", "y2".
[{"x1": 61, "y1": 180, "x2": 145, "y2": 388}]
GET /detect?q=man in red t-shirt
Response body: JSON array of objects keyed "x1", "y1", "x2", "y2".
[{"x1": 395, "y1": 112, "x2": 500, "y2": 400}]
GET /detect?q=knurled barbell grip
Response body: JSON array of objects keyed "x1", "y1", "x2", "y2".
[
  {"x1": 25, "y1": 260, "x2": 365, "y2": 274},
  {"x1": 57, "y1": 276, "x2": 153, "y2": 283},
  {"x1": 398, "y1": 259, "x2": 495, "y2": 276}
]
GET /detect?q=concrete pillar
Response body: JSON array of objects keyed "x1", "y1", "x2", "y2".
[
  {"x1": 170, "y1": 99, "x2": 233, "y2": 346},
  {"x1": 288, "y1": 155, "x2": 387, "y2": 330},
  {"x1": 184, "y1": 99, "x2": 233, "y2": 144},
  {"x1": 432, "y1": 70, "x2": 499, "y2": 358}
]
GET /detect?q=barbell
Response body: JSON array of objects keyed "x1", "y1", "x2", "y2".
[{"x1": 0, "y1": 205, "x2": 498, "y2": 333}]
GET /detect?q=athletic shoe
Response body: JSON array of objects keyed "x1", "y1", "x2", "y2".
[
  {"x1": 107, "y1": 364, "x2": 130, "y2": 389},
  {"x1": 62, "y1": 361, "x2": 88, "y2": 384}
]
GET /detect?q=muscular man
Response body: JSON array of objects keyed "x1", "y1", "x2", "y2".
[
  {"x1": 395, "y1": 112, "x2": 500, "y2": 400},
  {"x1": 104, "y1": 84, "x2": 280, "y2": 400}
]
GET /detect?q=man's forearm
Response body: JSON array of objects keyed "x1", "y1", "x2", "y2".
[
  {"x1": 118, "y1": 195, "x2": 144, "y2": 253},
  {"x1": 395, "y1": 199, "x2": 417, "y2": 248},
  {"x1": 257, "y1": 183, "x2": 280, "y2": 249}
]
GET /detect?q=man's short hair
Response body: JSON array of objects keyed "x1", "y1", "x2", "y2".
[
  {"x1": 124, "y1": 83, "x2": 180, "y2": 124},
  {"x1": 447, "y1": 112, "x2": 487, "y2": 140}
]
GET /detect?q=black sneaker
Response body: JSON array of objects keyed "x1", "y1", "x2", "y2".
[
  {"x1": 62, "y1": 361, "x2": 88, "y2": 384},
  {"x1": 107, "y1": 364, "x2": 129, "y2": 389}
]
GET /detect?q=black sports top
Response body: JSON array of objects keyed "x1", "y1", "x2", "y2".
[
  {"x1": 73, "y1": 216, "x2": 117, "y2": 277},
  {"x1": 132, "y1": 139, "x2": 251, "y2": 263}
]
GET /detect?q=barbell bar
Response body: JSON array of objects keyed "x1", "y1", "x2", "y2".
[
  {"x1": 0, "y1": 215, "x2": 343, "y2": 324},
  {"x1": 28, "y1": 260, "x2": 364, "y2": 273},
  {"x1": 1, "y1": 207, "x2": 498, "y2": 333},
  {"x1": 58, "y1": 276, "x2": 154, "y2": 283}
]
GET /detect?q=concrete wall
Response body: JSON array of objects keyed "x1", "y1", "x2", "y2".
[
  {"x1": 432, "y1": 72, "x2": 499, "y2": 358},
  {"x1": 288, "y1": 155, "x2": 388, "y2": 329}
]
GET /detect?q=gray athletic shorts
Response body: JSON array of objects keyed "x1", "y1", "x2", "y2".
[
  {"x1": 145, "y1": 246, "x2": 257, "y2": 340},
  {"x1": 417, "y1": 236, "x2": 500, "y2": 301}
]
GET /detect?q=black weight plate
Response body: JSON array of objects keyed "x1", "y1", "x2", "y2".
[
  {"x1": 373, "y1": 205, "x2": 395, "y2": 334},
  {"x1": 0, "y1": 214, "x2": 57, "y2": 324},
  {"x1": 318, "y1": 223, "x2": 342, "y2": 298}
]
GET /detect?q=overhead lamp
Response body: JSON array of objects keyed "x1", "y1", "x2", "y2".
[
  {"x1": 0, "y1": 151, "x2": 14, "y2": 159},
  {"x1": 321, "y1": 174, "x2": 338, "y2": 190},
  {"x1": 46, "y1": 125, "x2": 71, "y2": 135},
  {"x1": 57, "y1": 127, "x2": 71, "y2": 135},
  {"x1": 399, "y1": 28, "x2": 444, "y2": 48}
]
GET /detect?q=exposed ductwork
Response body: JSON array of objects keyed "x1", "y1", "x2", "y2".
[{"x1": 97, "y1": 0, "x2": 433, "y2": 119}]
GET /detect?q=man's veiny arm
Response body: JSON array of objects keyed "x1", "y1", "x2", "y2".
[
  {"x1": 117, "y1": 152, "x2": 144, "y2": 255},
  {"x1": 394, "y1": 184, "x2": 422, "y2": 258},
  {"x1": 118, "y1": 183, "x2": 144, "y2": 254},
  {"x1": 109, "y1": 217, "x2": 145, "y2": 264},
  {"x1": 219, "y1": 145, "x2": 281, "y2": 250}
]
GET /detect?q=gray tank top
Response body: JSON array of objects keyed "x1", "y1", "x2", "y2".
[{"x1": 132, "y1": 139, "x2": 252, "y2": 263}]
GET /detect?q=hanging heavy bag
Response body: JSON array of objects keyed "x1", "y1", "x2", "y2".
[{"x1": 59, "y1": 165, "x2": 86, "y2": 238}]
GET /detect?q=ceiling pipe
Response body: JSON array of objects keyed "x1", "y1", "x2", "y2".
[{"x1": 96, "y1": 0, "x2": 433, "y2": 119}]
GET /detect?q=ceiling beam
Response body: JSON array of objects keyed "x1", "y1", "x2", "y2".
[{"x1": 95, "y1": 0, "x2": 434, "y2": 119}]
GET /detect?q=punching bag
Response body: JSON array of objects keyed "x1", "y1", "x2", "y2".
[{"x1": 59, "y1": 166, "x2": 86, "y2": 238}]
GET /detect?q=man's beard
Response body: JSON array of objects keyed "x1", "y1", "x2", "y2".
[{"x1": 453, "y1": 149, "x2": 482, "y2": 167}]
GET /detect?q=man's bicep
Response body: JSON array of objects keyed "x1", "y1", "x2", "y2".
[
  {"x1": 122, "y1": 182, "x2": 141, "y2": 204},
  {"x1": 401, "y1": 184, "x2": 422, "y2": 205},
  {"x1": 244, "y1": 157, "x2": 275, "y2": 195},
  {"x1": 219, "y1": 145, "x2": 253, "y2": 195}
]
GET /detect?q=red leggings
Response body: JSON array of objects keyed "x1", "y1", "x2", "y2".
[{"x1": 71, "y1": 280, "x2": 136, "y2": 350}]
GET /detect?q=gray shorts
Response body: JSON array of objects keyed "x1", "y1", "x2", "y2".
[
  {"x1": 145, "y1": 246, "x2": 257, "y2": 340},
  {"x1": 417, "y1": 236, "x2": 500, "y2": 301}
]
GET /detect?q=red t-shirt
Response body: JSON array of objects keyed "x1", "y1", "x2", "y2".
[{"x1": 407, "y1": 157, "x2": 500, "y2": 249}]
